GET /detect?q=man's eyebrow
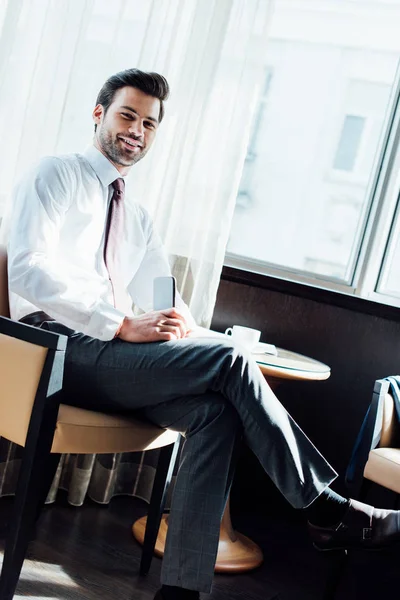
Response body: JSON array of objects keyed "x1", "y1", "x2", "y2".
[{"x1": 120, "y1": 105, "x2": 159, "y2": 124}]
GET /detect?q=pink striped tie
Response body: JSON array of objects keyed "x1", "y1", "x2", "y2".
[{"x1": 104, "y1": 178, "x2": 131, "y2": 313}]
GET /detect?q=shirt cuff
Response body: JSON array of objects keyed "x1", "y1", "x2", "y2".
[{"x1": 87, "y1": 300, "x2": 127, "y2": 341}]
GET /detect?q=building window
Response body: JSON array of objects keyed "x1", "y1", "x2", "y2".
[
  {"x1": 333, "y1": 115, "x2": 365, "y2": 172},
  {"x1": 226, "y1": 0, "x2": 400, "y2": 306}
]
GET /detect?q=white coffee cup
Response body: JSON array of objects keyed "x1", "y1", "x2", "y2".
[{"x1": 224, "y1": 325, "x2": 261, "y2": 350}]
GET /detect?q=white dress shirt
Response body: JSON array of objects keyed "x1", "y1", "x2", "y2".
[{"x1": 6, "y1": 145, "x2": 193, "y2": 341}]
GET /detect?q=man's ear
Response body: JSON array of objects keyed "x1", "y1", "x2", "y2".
[{"x1": 92, "y1": 103, "x2": 103, "y2": 127}]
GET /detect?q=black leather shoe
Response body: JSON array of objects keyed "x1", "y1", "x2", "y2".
[{"x1": 309, "y1": 499, "x2": 400, "y2": 551}]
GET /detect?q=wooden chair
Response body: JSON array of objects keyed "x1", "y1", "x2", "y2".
[
  {"x1": 0, "y1": 247, "x2": 180, "y2": 600},
  {"x1": 345, "y1": 377, "x2": 400, "y2": 502}
]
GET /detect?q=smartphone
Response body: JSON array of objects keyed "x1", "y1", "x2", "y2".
[{"x1": 153, "y1": 276, "x2": 176, "y2": 310}]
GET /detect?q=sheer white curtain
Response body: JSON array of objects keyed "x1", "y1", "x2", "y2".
[{"x1": 0, "y1": 0, "x2": 274, "y2": 326}]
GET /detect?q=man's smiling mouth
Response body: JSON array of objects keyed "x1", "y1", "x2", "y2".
[{"x1": 118, "y1": 136, "x2": 142, "y2": 149}]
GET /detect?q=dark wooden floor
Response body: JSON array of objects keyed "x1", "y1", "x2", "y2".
[{"x1": 0, "y1": 493, "x2": 398, "y2": 600}]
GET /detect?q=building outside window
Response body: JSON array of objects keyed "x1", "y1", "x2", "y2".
[{"x1": 226, "y1": 0, "x2": 400, "y2": 306}]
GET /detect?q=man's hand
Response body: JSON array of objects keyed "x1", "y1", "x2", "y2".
[{"x1": 117, "y1": 308, "x2": 190, "y2": 343}]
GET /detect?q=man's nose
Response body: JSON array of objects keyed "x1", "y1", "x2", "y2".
[{"x1": 129, "y1": 120, "x2": 144, "y2": 138}]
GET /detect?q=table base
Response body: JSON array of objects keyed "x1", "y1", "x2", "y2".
[{"x1": 132, "y1": 503, "x2": 263, "y2": 573}]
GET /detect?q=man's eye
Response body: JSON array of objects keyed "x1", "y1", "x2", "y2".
[
  {"x1": 121, "y1": 113, "x2": 133, "y2": 119},
  {"x1": 144, "y1": 121, "x2": 155, "y2": 129}
]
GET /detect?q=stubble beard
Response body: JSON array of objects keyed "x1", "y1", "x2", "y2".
[{"x1": 98, "y1": 127, "x2": 148, "y2": 167}]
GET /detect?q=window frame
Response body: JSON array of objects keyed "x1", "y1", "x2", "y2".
[{"x1": 224, "y1": 65, "x2": 400, "y2": 310}]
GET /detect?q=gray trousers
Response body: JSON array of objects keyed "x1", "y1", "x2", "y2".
[{"x1": 42, "y1": 322, "x2": 337, "y2": 593}]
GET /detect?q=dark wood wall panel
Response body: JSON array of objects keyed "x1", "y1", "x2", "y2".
[{"x1": 211, "y1": 277, "x2": 400, "y2": 508}]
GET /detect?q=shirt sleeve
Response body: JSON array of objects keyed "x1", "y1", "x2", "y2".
[
  {"x1": 127, "y1": 206, "x2": 197, "y2": 329},
  {"x1": 7, "y1": 157, "x2": 125, "y2": 341}
]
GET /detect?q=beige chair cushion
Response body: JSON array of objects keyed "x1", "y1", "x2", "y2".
[
  {"x1": 52, "y1": 404, "x2": 178, "y2": 454},
  {"x1": 364, "y1": 448, "x2": 400, "y2": 494}
]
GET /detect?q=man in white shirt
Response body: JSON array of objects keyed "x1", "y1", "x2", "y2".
[{"x1": 6, "y1": 69, "x2": 400, "y2": 600}]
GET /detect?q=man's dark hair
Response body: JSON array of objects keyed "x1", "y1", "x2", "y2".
[{"x1": 94, "y1": 68, "x2": 170, "y2": 131}]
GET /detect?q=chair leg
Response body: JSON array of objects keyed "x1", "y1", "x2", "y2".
[
  {"x1": 0, "y1": 446, "x2": 59, "y2": 600},
  {"x1": 0, "y1": 347, "x2": 63, "y2": 600},
  {"x1": 140, "y1": 436, "x2": 181, "y2": 576},
  {"x1": 34, "y1": 453, "x2": 61, "y2": 524}
]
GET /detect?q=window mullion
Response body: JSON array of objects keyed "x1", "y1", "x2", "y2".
[{"x1": 354, "y1": 76, "x2": 400, "y2": 300}]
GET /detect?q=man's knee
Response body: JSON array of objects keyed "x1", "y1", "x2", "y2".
[
  {"x1": 185, "y1": 393, "x2": 241, "y2": 438},
  {"x1": 183, "y1": 336, "x2": 251, "y2": 362}
]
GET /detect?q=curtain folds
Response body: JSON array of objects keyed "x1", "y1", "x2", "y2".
[{"x1": 0, "y1": 0, "x2": 273, "y2": 507}]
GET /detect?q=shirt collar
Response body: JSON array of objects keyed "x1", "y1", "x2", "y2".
[{"x1": 83, "y1": 145, "x2": 124, "y2": 188}]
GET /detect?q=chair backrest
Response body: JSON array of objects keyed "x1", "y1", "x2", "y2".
[
  {"x1": 0, "y1": 246, "x2": 10, "y2": 318},
  {"x1": 380, "y1": 392, "x2": 398, "y2": 448}
]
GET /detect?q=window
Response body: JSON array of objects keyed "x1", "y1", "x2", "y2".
[
  {"x1": 226, "y1": 0, "x2": 400, "y2": 308},
  {"x1": 376, "y1": 200, "x2": 400, "y2": 299},
  {"x1": 333, "y1": 116, "x2": 365, "y2": 172}
]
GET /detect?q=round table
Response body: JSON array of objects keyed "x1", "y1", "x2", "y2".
[{"x1": 132, "y1": 346, "x2": 331, "y2": 572}]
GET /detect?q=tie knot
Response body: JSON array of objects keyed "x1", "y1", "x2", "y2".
[{"x1": 112, "y1": 178, "x2": 125, "y2": 195}]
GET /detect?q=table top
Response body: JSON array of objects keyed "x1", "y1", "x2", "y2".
[
  {"x1": 253, "y1": 347, "x2": 331, "y2": 382},
  {"x1": 196, "y1": 330, "x2": 331, "y2": 382}
]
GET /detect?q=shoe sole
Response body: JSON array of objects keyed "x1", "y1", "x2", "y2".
[{"x1": 313, "y1": 541, "x2": 400, "y2": 553}]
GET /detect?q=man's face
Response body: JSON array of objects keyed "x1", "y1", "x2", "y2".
[{"x1": 93, "y1": 86, "x2": 160, "y2": 169}]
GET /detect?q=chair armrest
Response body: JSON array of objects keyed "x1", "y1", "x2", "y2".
[
  {"x1": 345, "y1": 378, "x2": 389, "y2": 496},
  {"x1": 0, "y1": 315, "x2": 66, "y2": 350}
]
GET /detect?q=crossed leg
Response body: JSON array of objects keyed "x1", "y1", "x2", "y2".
[{"x1": 42, "y1": 323, "x2": 337, "y2": 593}]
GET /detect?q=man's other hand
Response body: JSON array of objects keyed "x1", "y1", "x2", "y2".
[{"x1": 118, "y1": 308, "x2": 190, "y2": 343}]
